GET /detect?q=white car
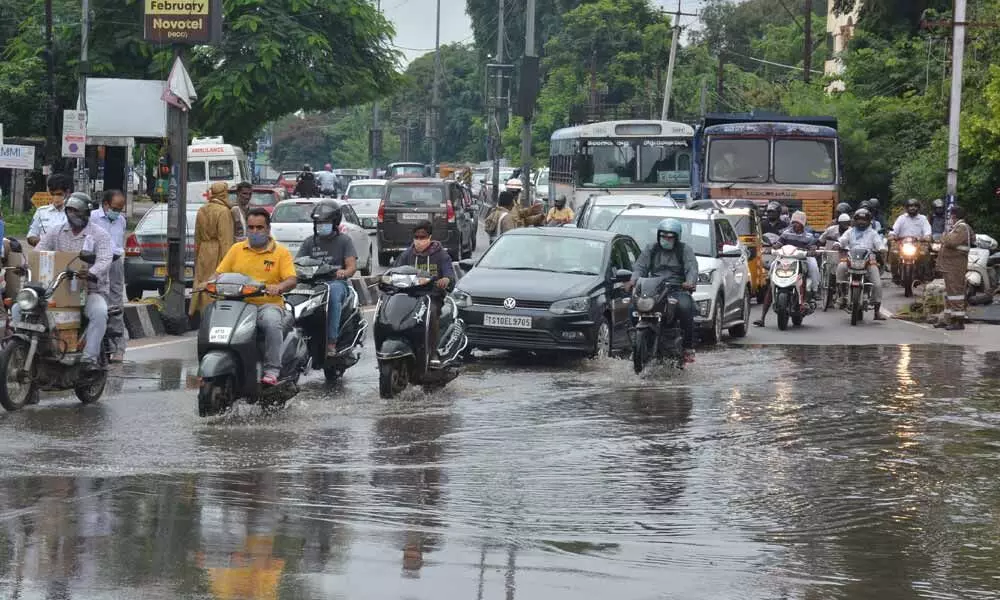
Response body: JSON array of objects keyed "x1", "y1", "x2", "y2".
[
  {"x1": 270, "y1": 198, "x2": 374, "y2": 276},
  {"x1": 604, "y1": 207, "x2": 752, "y2": 343},
  {"x1": 343, "y1": 178, "x2": 386, "y2": 230}
]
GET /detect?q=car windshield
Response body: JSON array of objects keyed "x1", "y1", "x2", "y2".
[
  {"x1": 136, "y1": 208, "x2": 199, "y2": 234},
  {"x1": 478, "y1": 235, "x2": 606, "y2": 275},
  {"x1": 208, "y1": 160, "x2": 233, "y2": 181},
  {"x1": 387, "y1": 186, "x2": 443, "y2": 207},
  {"x1": 607, "y1": 215, "x2": 714, "y2": 257},
  {"x1": 587, "y1": 205, "x2": 631, "y2": 230},
  {"x1": 774, "y1": 139, "x2": 836, "y2": 184},
  {"x1": 271, "y1": 203, "x2": 316, "y2": 223},
  {"x1": 347, "y1": 185, "x2": 384, "y2": 199},
  {"x1": 708, "y1": 138, "x2": 769, "y2": 183}
]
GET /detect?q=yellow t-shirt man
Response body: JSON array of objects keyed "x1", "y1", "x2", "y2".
[
  {"x1": 546, "y1": 206, "x2": 575, "y2": 224},
  {"x1": 215, "y1": 238, "x2": 296, "y2": 307}
]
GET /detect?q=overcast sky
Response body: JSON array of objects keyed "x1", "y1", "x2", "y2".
[{"x1": 383, "y1": 0, "x2": 709, "y2": 65}]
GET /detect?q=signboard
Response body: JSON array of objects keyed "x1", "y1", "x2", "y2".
[
  {"x1": 62, "y1": 109, "x2": 87, "y2": 158},
  {"x1": 31, "y1": 192, "x2": 53, "y2": 208},
  {"x1": 143, "y1": 0, "x2": 222, "y2": 45},
  {"x1": 0, "y1": 144, "x2": 35, "y2": 170},
  {"x1": 0, "y1": 123, "x2": 4, "y2": 144}
]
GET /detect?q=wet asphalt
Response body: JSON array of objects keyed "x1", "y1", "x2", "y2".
[{"x1": 3, "y1": 229, "x2": 1000, "y2": 599}]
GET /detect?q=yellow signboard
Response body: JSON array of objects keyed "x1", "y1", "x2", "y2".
[
  {"x1": 143, "y1": 0, "x2": 220, "y2": 44},
  {"x1": 145, "y1": 0, "x2": 209, "y2": 15},
  {"x1": 31, "y1": 192, "x2": 52, "y2": 208}
]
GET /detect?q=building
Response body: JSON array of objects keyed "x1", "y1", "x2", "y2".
[{"x1": 825, "y1": 0, "x2": 862, "y2": 88}]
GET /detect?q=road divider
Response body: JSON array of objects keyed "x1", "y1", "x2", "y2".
[{"x1": 124, "y1": 302, "x2": 166, "y2": 339}]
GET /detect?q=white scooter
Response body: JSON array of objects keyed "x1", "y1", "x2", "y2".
[{"x1": 967, "y1": 234, "x2": 1000, "y2": 305}]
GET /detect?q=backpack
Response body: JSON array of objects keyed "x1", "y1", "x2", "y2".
[{"x1": 484, "y1": 207, "x2": 501, "y2": 235}]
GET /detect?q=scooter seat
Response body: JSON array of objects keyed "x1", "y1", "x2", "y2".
[{"x1": 280, "y1": 311, "x2": 295, "y2": 335}]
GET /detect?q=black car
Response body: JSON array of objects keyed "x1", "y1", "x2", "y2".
[
  {"x1": 454, "y1": 227, "x2": 641, "y2": 356},
  {"x1": 377, "y1": 178, "x2": 476, "y2": 266}
]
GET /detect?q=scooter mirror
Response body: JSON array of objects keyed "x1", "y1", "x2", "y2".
[{"x1": 79, "y1": 251, "x2": 97, "y2": 266}]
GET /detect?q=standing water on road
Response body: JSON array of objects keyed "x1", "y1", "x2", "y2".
[{"x1": 0, "y1": 345, "x2": 999, "y2": 598}]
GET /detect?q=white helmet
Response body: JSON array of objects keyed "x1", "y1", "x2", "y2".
[{"x1": 506, "y1": 178, "x2": 523, "y2": 191}]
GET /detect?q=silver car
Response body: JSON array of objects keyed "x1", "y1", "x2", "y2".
[{"x1": 344, "y1": 178, "x2": 386, "y2": 230}]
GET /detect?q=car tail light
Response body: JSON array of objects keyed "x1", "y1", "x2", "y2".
[
  {"x1": 125, "y1": 234, "x2": 141, "y2": 257},
  {"x1": 377, "y1": 200, "x2": 385, "y2": 223},
  {"x1": 446, "y1": 200, "x2": 455, "y2": 223}
]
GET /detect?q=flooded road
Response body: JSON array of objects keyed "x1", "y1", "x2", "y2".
[{"x1": 1, "y1": 338, "x2": 1000, "y2": 599}]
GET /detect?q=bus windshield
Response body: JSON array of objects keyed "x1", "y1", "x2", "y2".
[
  {"x1": 578, "y1": 140, "x2": 691, "y2": 187},
  {"x1": 774, "y1": 139, "x2": 836, "y2": 184}
]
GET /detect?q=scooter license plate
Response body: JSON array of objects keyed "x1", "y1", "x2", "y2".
[
  {"x1": 13, "y1": 321, "x2": 45, "y2": 333},
  {"x1": 208, "y1": 327, "x2": 232, "y2": 343}
]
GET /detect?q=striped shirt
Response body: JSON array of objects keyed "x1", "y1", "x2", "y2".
[{"x1": 38, "y1": 222, "x2": 113, "y2": 296}]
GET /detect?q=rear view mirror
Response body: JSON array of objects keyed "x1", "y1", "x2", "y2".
[
  {"x1": 721, "y1": 244, "x2": 743, "y2": 258},
  {"x1": 614, "y1": 268, "x2": 633, "y2": 282},
  {"x1": 79, "y1": 251, "x2": 97, "y2": 266},
  {"x1": 458, "y1": 259, "x2": 475, "y2": 271}
]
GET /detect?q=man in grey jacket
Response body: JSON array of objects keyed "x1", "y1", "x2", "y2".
[{"x1": 626, "y1": 218, "x2": 699, "y2": 362}]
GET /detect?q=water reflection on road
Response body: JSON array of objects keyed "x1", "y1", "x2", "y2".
[{"x1": 0, "y1": 345, "x2": 999, "y2": 598}]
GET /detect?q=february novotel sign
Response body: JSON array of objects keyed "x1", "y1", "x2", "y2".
[{"x1": 143, "y1": 0, "x2": 222, "y2": 44}]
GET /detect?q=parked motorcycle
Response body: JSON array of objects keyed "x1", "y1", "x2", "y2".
[
  {"x1": 630, "y1": 276, "x2": 684, "y2": 374},
  {"x1": 765, "y1": 243, "x2": 815, "y2": 331},
  {"x1": 843, "y1": 247, "x2": 877, "y2": 326},
  {"x1": 197, "y1": 273, "x2": 309, "y2": 417},
  {"x1": 0, "y1": 251, "x2": 111, "y2": 411},
  {"x1": 373, "y1": 266, "x2": 467, "y2": 399},
  {"x1": 967, "y1": 234, "x2": 1000, "y2": 305},
  {"x1": 285, "y1": 257, "x2": 367, "y2": 382}
]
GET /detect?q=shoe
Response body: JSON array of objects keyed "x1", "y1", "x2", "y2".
[
  {"x1": 326, "y1": 342, "x2": 339, "y2": 357},
  {"x1": 753, "y1": 319, "x2": 765, "y2": 328},
  {"x1": 945, "y1": 321, "x2": 965, "y2": 331},
  {"x1": 683, "y1": 350, "x2": 696, "y2": 364},
  {"x1": 261, "y1": 374, "x2": 278, "y2": 386},
  {"x1": 873, "y1": 304, "x2": 886, "y2": 320}
]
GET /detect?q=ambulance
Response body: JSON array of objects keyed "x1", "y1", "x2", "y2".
[{"x1": 186, "y1": 136, "x2": 251, "y2": 202}]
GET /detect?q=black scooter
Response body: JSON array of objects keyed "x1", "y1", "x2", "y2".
[
  {"x1": 629, "y1": 275, "x2": 684, "y2": 373},
  {"x1": 285, "y1": 257, "x2": 367, "y2": 382},
  {"x1": 197, "y1": 273, "x2": 309, "y2": 417},
  {"x1": 373, "y1": 266, "x2": 467, "y2": 398}
]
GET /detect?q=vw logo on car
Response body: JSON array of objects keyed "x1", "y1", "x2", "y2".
[{"x1": 503, "y1": 297, "x2": 517, "y2": 310}]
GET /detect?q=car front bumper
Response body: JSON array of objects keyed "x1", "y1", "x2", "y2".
[{"x1": 459, "y1": 305, "x2": 598, "y2": 352}]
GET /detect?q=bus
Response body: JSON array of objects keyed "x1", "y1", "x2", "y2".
[
  {"x1": 549, "y1": 119, "x2": 695, "y2": 212},
  {"x1": 692, "y1": 113, "x2": 840, "y2": 231}
]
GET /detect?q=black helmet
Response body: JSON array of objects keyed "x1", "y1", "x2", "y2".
[
  {"x1": 854, "y1": 207, "x2": 872, "y2": 225},
  {"x1": 859, "y1": 199, "x2": 873, "y2": 211},
  {"x1": 65, "y1": 193, "x2": 92, "y2": 227},
  {"x1": 836, "y1": 202, "x2": 851, "y2": 215},
  {"x1": 868, "y1": 198, "x2": 880, "y2": 211},
  {"x1": 310, "y1": 200, "x2": 342, "y2": 228},
  {"x1": 303, "y1": 163, "x2": 312, "y2": 172},
  {"x1": 765, "y1": 201, "x2": 781, "y2": 217}
]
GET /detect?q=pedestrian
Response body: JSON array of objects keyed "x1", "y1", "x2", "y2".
[
  {"x1": 190, "y1": 182, "x2": 235, "y2": 316},
  {"x1": 27, "y1": 173, "x2": 71, "y2": 247},
  {"x1": 930, "y1": 199, "x2": 947, "y2": 236},
  {"x1": 484, "y1": 191, "x2": 517, "y2": 244},
  {"x1": 91, "y1": 189, "x2": 128, "y2": 362},
  {"x1": 936, "y1": 204, "x2": 974, "y2": 331},
  {"x1": 232, "y1": 181, "x2": 252, "y2": 242}
]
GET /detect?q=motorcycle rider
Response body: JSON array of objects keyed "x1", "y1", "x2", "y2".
[
  {"x1": 865, "y1": 198, "x2": 884, "y2": 233},
  {"x1": 316, "y1": 163, "x2": 338, "y2": 197},
  {"x1": 625, "y1": 218, "x2": 699, "y2": 363},
  {"x1": 762, "y1": 201, "x2": 785, "y2": 236},
  {"x1": 930, "y1": 199, "x2": 947, "y2": 236},
  {"x1": 936, "y1": 203, "x2": 974, "y2": 331},
  {"x1": 393, "y1": 220, "x2": 455, "y2": 366},
  {"x1": 827, "y1": 202, "x2": 853, "y2": 227},
  {"x1": 753, "y1": 211, "x2": 819, "y2": 328},
  {"x1": 890, "y1": 199, "x2": 932, "y2": 240},
  {"x1": 835, "y1": 208, "x2": 886, "y2": 319},
  {"x1": 820, "y1": 213, "x2": 852, "y2": 247},
  {"x1": 295, "y1": 201, "x2": 358, "y2": 357},
  {"x1": 546, "y1": 195, "x2": 575, "y2": 225},
  {"x1": 212, "y1": 208, "x2": 298, "y2": 385},
  {"x1": 294, "y1": 164, "x2": 319, "y2": 198},
  {"x1": 31, "y1": 193, "x2": 114, "y2": 370}
]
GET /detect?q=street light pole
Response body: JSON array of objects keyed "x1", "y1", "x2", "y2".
[
  {"x1": 430, "y1": 0, "x2": 441, "y2": 175},
  {"x1": 78, "y1": 0, "x2": 90, "y2": 193},
  {"x1": 492, "y1": 0, "x2": 504, "y2": 206},
  {"x1": 519, "y1": 0, "x2": 535, "y2": 204},
  {"x1": 946, "y1": 0, "x2": 967, "y2": 206},
  {"x1": 371, "y1": 0, "x2": 381, "y2": 177}
]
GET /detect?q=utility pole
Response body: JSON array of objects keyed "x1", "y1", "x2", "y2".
[
  {"x1": 519, "y1": 0, "x2": 536, "y2": 204},
  {"x1": 803, "y1": 0, "x2": 813, "y2": 83},
  {"x1": 77, "y1": 0, "x2": 90, "y2": 193},
  {"x1": 945, "y1": 0, "x2": 967, "y2": 205},
  {"x1": 491, "y1": 0, "x2": 505, "y2": 206},
  {"x1": 430, "y1": 0, "x2": 441, "y2": 175},
  {"x1": 660, "y1": 2, "x2": 696, "y2": 120},
  {"x1": 163, "y1": 47, "x2": 190, "y2": 335},
  {"x1": 44, "y1": 0, "x2": 57, "y2": 176},
  {"x1": 716, "y1": 55, "x2": 725, "y2": 110},
  {"x1": 699, "y1": 77, "x2": 708, "y2": 118},
  {"x1": 371, "y1": 0, "x2": 381, "y2": 177}
]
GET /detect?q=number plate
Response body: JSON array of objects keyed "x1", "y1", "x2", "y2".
[
  {"x1": 208, "y1": 327, "x2": 232, "y2": 343},
  {"x1": 483, "y1": 314, "x2": 532, "y2": 329},
  {"x1": 154, "y1": 266, "x2": 166, "y2": 277},
  {"x1": 13, "y1": 321, "x2": 45, "y2": 333},
  {"x1": 400, "y1": 212, "x2": 429, "y2": 221}
]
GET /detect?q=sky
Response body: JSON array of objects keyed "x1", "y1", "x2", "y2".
[{"x1": 383, "y1": 0, "x2": 710, "y2": 66}]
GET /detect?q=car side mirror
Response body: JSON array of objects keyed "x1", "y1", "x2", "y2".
[
  {"x1": 79, "y1": 251, "x2": 97, "y2": 266},
  {"x1": 458, "y1": 259, "x2": 475, "y2": 271},
  {"x1": 614, "y1": 268, "x2": 633, "y2": 282},
  {"x1": 721, "y1": 244, "x2": 742, "y2": 258}
]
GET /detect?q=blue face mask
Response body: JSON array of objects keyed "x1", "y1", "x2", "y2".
[
  {"x1": 659, "y1": 238, "x2": 676, "y2": 251},
  {"x1": 316, "y1": 223, "x2": 334, "y2": 237},
  {"x1": 106, "y1": 209, "x2": 121, "y2": 222},
  {"x1": 248, "y1": 232, "x2": 269, "y2": 248}
]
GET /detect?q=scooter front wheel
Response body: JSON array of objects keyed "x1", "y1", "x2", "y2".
[
  {"x1": 75, "y1": 370, "x2": 107, "y2": 405},
  {"x1": 378, "y1": 360, "x2": 410, "y2": 399},
  {"x1": 0, "y1": 340, "x2": 33, "y2": 412},
  {"x1": 198, "y1": 376, "x2": 234, "y2": 417}
]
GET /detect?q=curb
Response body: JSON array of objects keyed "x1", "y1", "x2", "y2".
[{"x1": 123, "y1": 303, "x2": 166, "y2": 339}]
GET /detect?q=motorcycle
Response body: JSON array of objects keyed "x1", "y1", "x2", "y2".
[
  {"x1": 373, "y1": 266, "x2": 467, "y2": 399},
  {"x1": 0, "y1": 251, "x2": 111, "y2": 411},
  {"x1": 630, "y1": 276, "x2": 684, "y2": 374},
  {"x1": 196, "y1": 273, "x2": 309, "y2": 417},
  {"x1": 843, "y1": 247, "x2": 877, "y2": 326},
  {"x1": 818, "y1": 248, "x2": 840, "y2": 311},
  {"x1": 765, "y1": 243, "x2": 815, "y2": 331},
  {"x1": 892, "y1": 236, "x2": 931, "y2": 298},
  {"x1": 284, "y1": 257, "x2": 367, "y2": 382},
  {"x1": 967, "y1": 234, "x2": 1000, "y2": 305}
]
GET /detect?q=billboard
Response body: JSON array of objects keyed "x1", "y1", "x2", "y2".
[{"x1": 143, "y1": 0, "x2": 222, "y2": 45}]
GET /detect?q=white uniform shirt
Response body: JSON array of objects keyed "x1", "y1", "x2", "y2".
[
  {"x1": 28, "y1": 204, "x2": 68, "y2": 240},
  {"x1": 838, "y1": 227, "x2": 887, "y2": 253}
]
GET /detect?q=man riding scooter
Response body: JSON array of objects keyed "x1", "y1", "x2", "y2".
[
  {"x1": 393, "y1": 220, "x2": 454, "y2": 366},
  {"x1": 754, "y1": 211, "x2": 819, "y2": 327},
  {"x1": 295, "y1": 201, "x2": 357, "y2": 357},
  {"x1": 836, "y1": 208, "x2": 886, "y2": 319},
  {"x1": 625, "y1": 218, "x2": 699, "y2": 363},
  {"x1": 762, "y1": 201, "x2": 785, "y2": 236},
  {"x1": 888, "y1": 198, "x2": 933, "y2": 282}
]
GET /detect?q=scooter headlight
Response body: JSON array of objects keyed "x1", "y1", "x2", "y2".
[
  {"x1": 901, "y1": 243, "x2": 917, "y2": 257},
  {"x1": 635, "y1": 296, "x2": 655, "y2": 313},
  {"x1": 966, "y1": 271, "x2": 983, "y2": 286},
  {"x1": 16, "y1": 288, "x2": 38, "y2": 312}
]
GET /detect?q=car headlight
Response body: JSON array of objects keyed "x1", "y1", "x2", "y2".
[
  {"x1": 697, "y1": 270, "x2": 715, "y2": 285},
  {"x1": 16, "y1": 288, "x2": 38, "y2": 312},
  {"x1": 550, "y1": 296, "x2": 590, "y2": 315},
  {"x1": 966, "y1": 271, "x2": 983, "y2": 286},
  {"x1": 635, "y1": 296, "x2": 655, "y2": 313},
  {"x1": 901, "y1": 243, "x2": 917, "y2": 257},
  {"x1": 696, "y1": 299, "x2": 711, "y2": 317},
  {"x1": 452, "y1": 290, "x2": 472, "y2": 308}
]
